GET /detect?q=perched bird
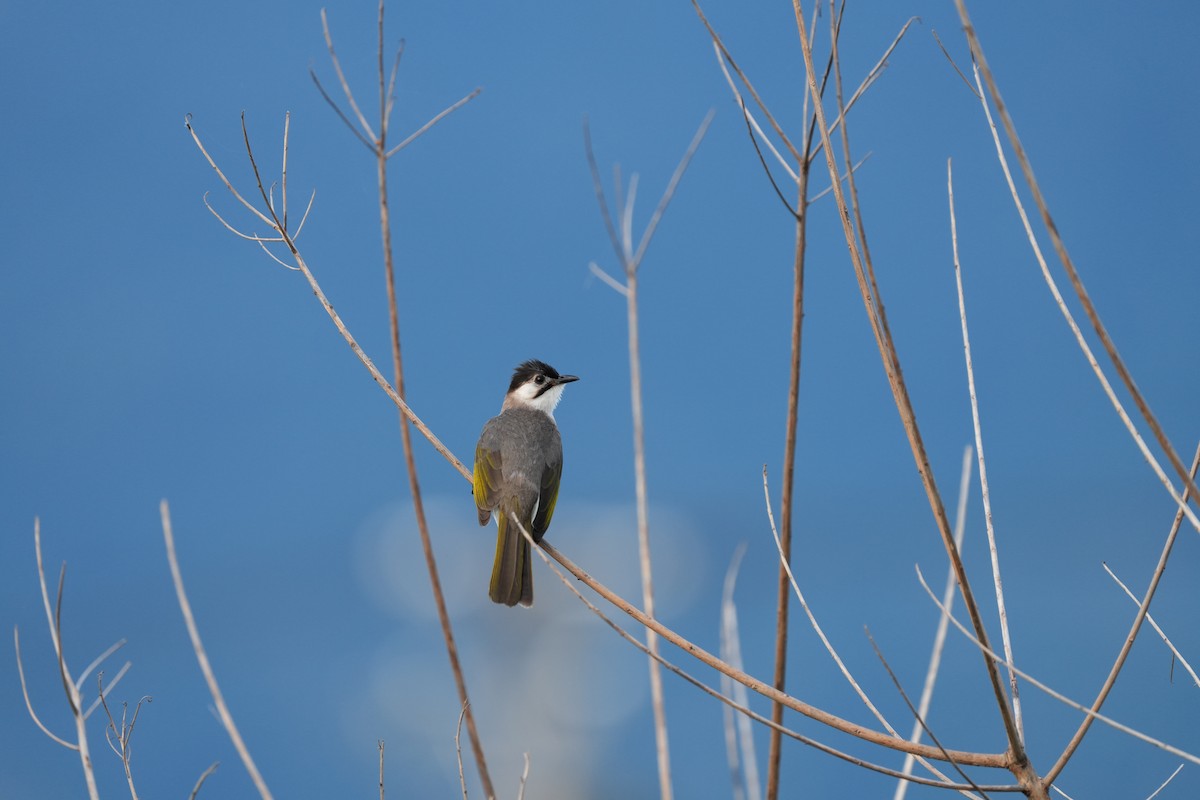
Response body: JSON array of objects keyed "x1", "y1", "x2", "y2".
[{"x1": 473, "y1": 360, "x2": 578, "y2": 607}]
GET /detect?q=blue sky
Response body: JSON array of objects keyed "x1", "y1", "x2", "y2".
[{"x1": 3, "y1": 1, "x2": 1199, "y2": 798}]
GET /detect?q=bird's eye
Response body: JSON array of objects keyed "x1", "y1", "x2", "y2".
[{"x1": 534, "y1": 375, "x2": 545, "y2": 384}]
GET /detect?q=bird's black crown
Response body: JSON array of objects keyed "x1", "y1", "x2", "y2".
[{"x1": 508, "y1": 359, "x2": 561, "y2": 392}]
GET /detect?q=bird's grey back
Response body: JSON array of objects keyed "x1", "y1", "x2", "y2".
[
  {"x1": 479, "y1": 407, "x2": 563, "y2": 481},
  {"x1": 478, "y1": 407, "x2": 562, "y2": 519}
]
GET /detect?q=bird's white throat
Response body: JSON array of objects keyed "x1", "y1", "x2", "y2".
[{"x1": 504, "y1": 381, "x2": 566, "y2": 417}]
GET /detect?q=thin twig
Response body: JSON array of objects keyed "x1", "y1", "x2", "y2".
[
  {"x1": 319, "y1": 5, "x2": 495, "y2": 792},
  {"x1": 965, "y1": 58, "x2": 1200, "y2": 537},
  {"x1": 895, "y1": 446, "x2": 977, "y2": 800},
  {"x1": 519, "y1": 519, "x2": 1017, "y2": 789},
  {"x1": 76, "y1": 638, "x2": 127, "y2": 692},
  {"x1": 455, "y1": 709, "x2": 468, "y2": 800},
  {"x1": 35, "y1": 520, "x2": 99, "y2": 799},
  {"x1": 319, "y1": 8, "x2": 375, "y2": 141},
  {"x1": 690, "y1": 0, "x2": 802, "y2": 163},
  {"x1": 189, "y1": 762, "x2": 220, "y2": 800},
  {"x1": 310, "y1": 70, "x2": 374, "y2": 151},
  {"x1": 763, "y1": 468, "x2": 968, "y2": 792},
  {"x1": 788, "y1": 0, "x2": 1028, "y2": 774},
  {"x1": 14, "y1": 626, "x2": 76, "y2": 750},
  {"x1": 734, "y1": 95, "x2": 800, "y2": 219},
  {"x1": 959, "y1": 46, "x2": 1200, "y2": 780},
  {"x1": 1145, "y1": 765, "x2": 1184, "y2": 800},
  {"x1": 916, "y1": 566, "x2": 1200, "y2": 766},
  {"x1": 541, "y1": 534, "x2": 1008, "y2": 766},
  {"x1": 817, "y1": 15, "x2": 920, "y2": 158},
  {"x1": 83, "y1": 660, "x2": 132, "y2": 720},
  {"x1": 866, "y1": 629, "x2": 991, "y2": 799},
  {"x1": 930, "y1": 29, "x2": 980, "y2": 99},
  {"x1": 97, "y1": 677, "x2": 148, "y2": 800},
  {"x1": 713, "y1": 42, "x2": 798, "y2": 185},
  {"x1": 189, "y1": 109, "x2": 491, "y2": 790},
  {"x1": 949, "y1": 159, "x2": 1023, "y2": 741},
  {"x1": 964, "y1": 51, "x2": 1200, "y2": 537},
  {"x1": 161, "y1": 500, "x2": 274, "y2": 800},
  {"x1": 719, "y1": 543, "x2": 761, "y2": 800},
  {"x1": 587, "y1": 113, "x2": 713, "y2": 800},
  {"x1": 517, "y1": 753, "x2": 531, "y2": 800},
  {"x1": 187, "y1": 116, "x2": 472, "y2": 481},
  {"x1": 587, "y1": 262, "x2": 628, "y2": 296},
  {"x1": 1102, "y1": 563, "x2": 1200, "y2": 688},
  {"x1": 631, "y1": 111, "x2": 713, "y2": 270},
  {"x1": 808, "y1": 152, "x2": 871, "y2": 203},
  {"x1": 379, "y1": 739, "x2": 386, "y2": 800},
  {"x1": 954, "y1": 0, "x2": 1200, "y2": 530},
  {"x1": 385, "y1": 88, "x2": 482, "y2": 158},
  {"x1": 1047, "y1": 438, "x2": 1200, "y2": 782}
]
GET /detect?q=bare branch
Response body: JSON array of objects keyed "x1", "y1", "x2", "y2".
[
  {"x1": 631, "y1": 110, "x2": 714, "y2": 272},
  {"x1": 35, "y1": 521, "x2": 100, "y2": 799},
  {"x1": 808, "y1": 152, "x2": 872, "y2": 203},
  {"x1": 930, "y1": 29, "x2": 980, "y2": 99},
  {"x1": 521, "y1": 520, "x2": 1017, "y2": 788},
  {"x1": 583, "y1": 117, "x2": 626, "y2": 270},
  {"x1": 949, "y1": 158, "x2": 1023, "y2": 740},
  {"x1": 162, "y1": 500, "x2": 274, "y2": 800},
  {"x1": 540, "y1": 534, "x2": 1008, "y2": 766},
  {"x1": 719, "y1": 544, "x2": 760, "y2": 800},
  {"x1": 378, "y1": 739, "x2": 386, "y2": 800},
  {"x1": 866, "y1": 629, "x2": 991, "y2": 799},
  {"x1": 916, "y1": 566, "x2": 1200, "y2": 767},
  {"x1": 586, "y1": 114, "x2": 715, "y2": 800},
  {"x1": 588, "y1": 262, "x2": 629, "y2": 296},
  {"x1": 713, "y1": 41, "x2": 798, "y2": 185},
  {"x1": 186, "y1": 115, "x2": 279, "y2": 230},
  {"x1": 385, "y1": 88, "x2": 482, "y2": 158},
  {"x1": 819, "y1": 16, "x2": 920, "y2": 152},
  {"x1": 1145, "y1": 765, "x2": 1184, "y2": 800},
  {"x1": 291, "y1": 189, "x2": 318, "y2": 239},
  {"x1": 188, "y1": 116, "x2": 473, "y2": 481},
  {"x1": 965, "y1": 60, "x2": 1200, "y2": 538},
  {"x1": 97, "y1": 676, "x2": 149, "y2": 800},
  {"x1": 319, "y1": 8, "x2": 376, "y2": 140},
  {"x1": 954, "y1": 0, "x2": 1200, "y2": 529},
  {"x1": 82, "y1": 660, "x2": 132, "y2": 720},
  {"x1": 788, "y1": 0, "x2": 1026, "y2": 766},
  {"x1": 690, "y1": 0, "x2": 802, "y2": 163},
  {"x1": 14, "y1": 626, "x2": 77, "y2": 750},
  {"x1": 256, "y1": 238, "x2": 302, "y2": 271},
  {"x1": 1047, "y1": 438, "x2": 1200, "y2": 781},
  {"x1": 763, "y1": 468, "x2": 967, "y2": 792},
  {"x1": 734, "y1": 95, "x2": 800, "y2": 219},
  {"x1": 455, "y1": 709, "x2": 467, "y2": 800},
  {"x1": 517, "y1": 753, "x2": 531, "y2": 800},
  {"x1": 894, "y1": 446, "x2": 977, "y2": 800},
  {"x1": 1103, "y1": 563, "x2": 1200, "y2": 688},
  {"x1": 310, "y1": 69, "x2": 374, "y2": 151},
  {"x1": 189, "y1": 762, "x2": 220, "y2": 800}
]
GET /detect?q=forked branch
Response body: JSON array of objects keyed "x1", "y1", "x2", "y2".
[
  {"x1": 310, "y1": 4, "x2": 491, "y2": 795},
  {"x1": 787, "y1": 0, "x2": 1029, "y2": 781},
  {"x1": 584, "y1": 110, "x2": 713, "y2": 800}
]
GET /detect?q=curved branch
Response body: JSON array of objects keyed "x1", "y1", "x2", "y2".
[{"x1": 541, "y1": 539, "x2": 1009, "y2": 768}]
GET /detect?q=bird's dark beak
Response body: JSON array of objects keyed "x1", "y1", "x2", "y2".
[{"x1": 555, "y1": 374, "x2": 580, "y2": 385}]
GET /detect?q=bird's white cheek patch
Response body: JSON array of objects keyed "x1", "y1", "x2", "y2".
[{"x1": 529, "y1": 384, "x2": 565, "y2": 416}]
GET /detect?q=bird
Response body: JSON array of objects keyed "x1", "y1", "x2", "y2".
[{"x1": 473, "y1": 359, "x2": 578, "y2": 607}]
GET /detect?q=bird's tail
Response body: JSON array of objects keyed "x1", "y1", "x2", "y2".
[{"x1": 490, "y1": 512, "x2": 533, "y2": 607}]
